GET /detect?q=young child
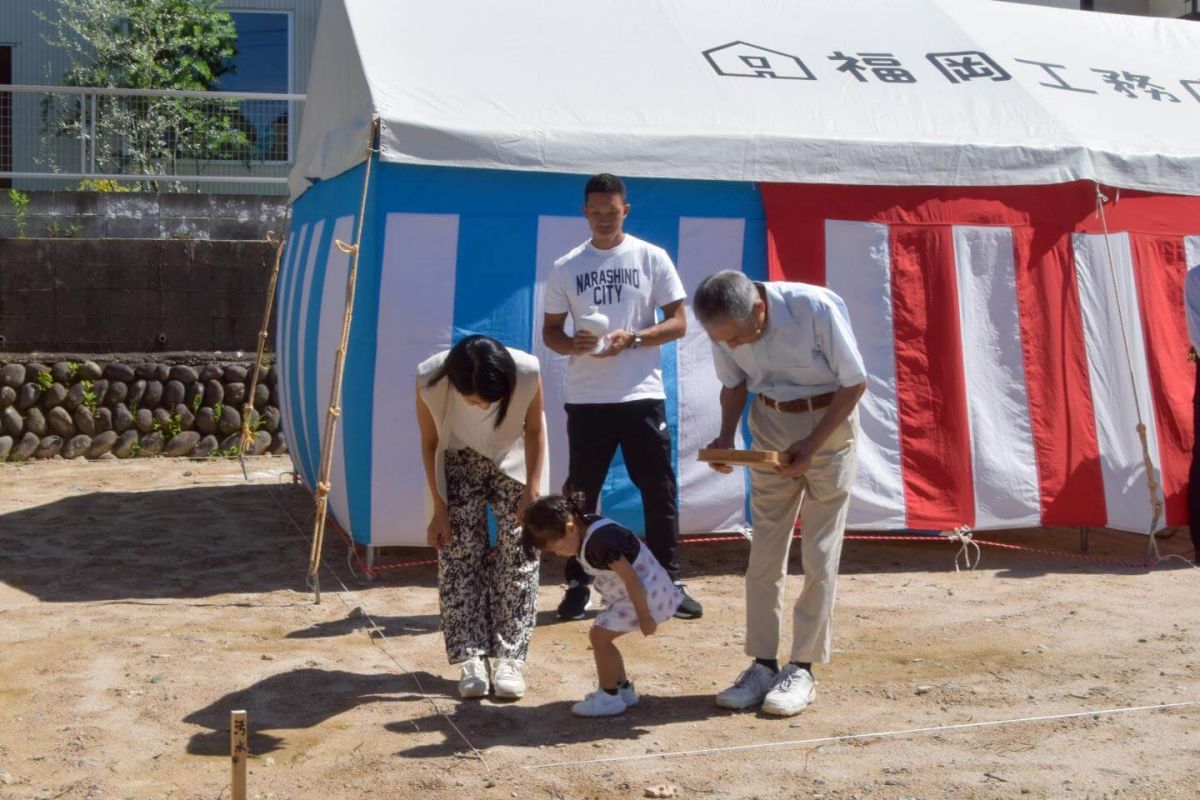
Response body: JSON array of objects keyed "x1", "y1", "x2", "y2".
[{"x1": 523, "y1": 493, "x2": 683, "y2": 717}]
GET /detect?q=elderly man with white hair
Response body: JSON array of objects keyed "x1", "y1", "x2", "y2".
[{"x1": 693, "y1": 270, "x2": 867, "y2": 717}]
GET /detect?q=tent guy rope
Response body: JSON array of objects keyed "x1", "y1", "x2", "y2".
[
  {"x1": 265, "y1": 471, "x2": 493, "y2": 772},
  {"x1": 523, "y1": 699, "x2": 1200, "y2": 771},
  {"x1": 1093, "y1": 182, "x2": 1165, "y2": 552},
  {"x1": 238, "y1": 228, "x2": 289, "y2": 481},
  {"x1": 948, "y1": 526, "x2": 981, "y2": 572}
]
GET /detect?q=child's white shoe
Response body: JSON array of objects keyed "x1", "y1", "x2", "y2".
[
  {"x1": 571, "y1": 689, "x2": 627, "y2": 717},
  {"x1": 619, "y1": 681, "x2": 639, "y2": 707},
  {"x1": 457, "y1": 656, "x2": 489, "y2": 698}
]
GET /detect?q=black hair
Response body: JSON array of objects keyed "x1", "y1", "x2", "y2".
[
  {"x1": 521, "y1": 491, "x2": 589, "y2": 553},
  {"x1": 426, "y1": 334, "x2": 517, "y2": 427},
  {"x1": 584, "y1": 173, "x2": 627, "y2": 202}
]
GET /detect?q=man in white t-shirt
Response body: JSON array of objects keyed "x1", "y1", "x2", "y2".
[{"x1": 542, "y1": 173, "x2": 702, "y2": 621}]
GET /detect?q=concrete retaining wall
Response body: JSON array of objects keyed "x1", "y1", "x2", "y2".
[{"x1": 0, "y1": 239, "x2": 276, "y2": 352}]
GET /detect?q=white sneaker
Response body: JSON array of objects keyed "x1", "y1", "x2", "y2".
[
  {"x1": 571, "y1": 689, "x2": 627, "y2": 717},
  {"x1": 457, "y1": 656, "x2": 489, "y2": 698},
  {"x1": 619, "y1": 681, "x2": 639, "y2": 707},
  {"x1": 492, "y1": 658, "x2": 526, "y2": 699},
  {"x1": 715, "y1": 662, "x2": 777, "y2": 710},
  {"x1": 761, "y1": 663, "x2": 816, "y2": 716}
]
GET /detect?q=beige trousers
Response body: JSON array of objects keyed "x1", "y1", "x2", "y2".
[{"x1": 744, "y1": 398, "x2": 858, "y2": 664}]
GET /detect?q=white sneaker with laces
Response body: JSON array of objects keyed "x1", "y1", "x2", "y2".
[
  {"x1": 571, "y1": 689, "x2": 627, "y2": 717},
  {"x1": 457, "y1": 656, "x2": 489, "y2": 699},
  {"x1": 619, "y1": 681, "x2": 639, "y2": 707},
  {"x1": 715, "y1": 662, "x2": 777, "y2": 710},
  {"x1": 492, "y1": 658, "x2": 526, "y2": 699},
  {"x1": 761, "y1": 663, "x2": 816, "y2": 716}
]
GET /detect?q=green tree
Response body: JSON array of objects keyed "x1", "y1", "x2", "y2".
[{"x1": 38, "y1": 0, "x2": 254, "y2": 188}]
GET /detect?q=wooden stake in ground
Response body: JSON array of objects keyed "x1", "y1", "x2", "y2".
[{"x1": 231, "y1": 709, "x2": 248, "y2": 800}]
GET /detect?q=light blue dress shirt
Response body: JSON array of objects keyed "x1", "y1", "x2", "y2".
[
  {"x1": 710, "y1": 282, "x2": 867, "y2": 400},
  {"x1": 1186, "y1": 265, "x2": 1200, "y2": 352}
]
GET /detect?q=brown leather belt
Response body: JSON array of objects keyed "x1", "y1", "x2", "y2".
[{"x1": 760, "y1": 392, "x2": 835, "y2": 413}]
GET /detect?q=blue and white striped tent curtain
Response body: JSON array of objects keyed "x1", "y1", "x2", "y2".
[{"x1": 278, "y1": 160, "x2": 766, "y2": 546}]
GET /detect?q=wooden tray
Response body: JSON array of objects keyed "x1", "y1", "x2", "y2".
[{"x1": 698, "y1": 448, "x2": 787, "y2": 469}]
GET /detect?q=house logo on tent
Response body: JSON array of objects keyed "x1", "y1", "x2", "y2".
[{"x1": 703, "y1": 41, "x2": 816, "y2": 80}]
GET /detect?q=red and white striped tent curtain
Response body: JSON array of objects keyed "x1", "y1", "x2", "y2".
[{"x1": 764, "y1": 181, "x2": 1200, "y2": 535}]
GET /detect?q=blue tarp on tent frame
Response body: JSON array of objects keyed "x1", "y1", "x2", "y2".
[{"x1": 279, "y1": 158, "x2": 766, "y2": 547}]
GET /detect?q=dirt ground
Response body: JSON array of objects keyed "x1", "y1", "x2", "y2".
[{"x1": 0, "y1": 457, "x2": 1197, "y2": 800}]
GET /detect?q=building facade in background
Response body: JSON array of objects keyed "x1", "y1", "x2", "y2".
[
  {"x1": 1001, "y1": 0, "x2": 1198, "y2": 17},
  {"x1": 0, "y1": 0, "x2": 1194, "y2": 195},
  {"x1": 0, "y1": 0, "x2": 321, "y2": 193}
]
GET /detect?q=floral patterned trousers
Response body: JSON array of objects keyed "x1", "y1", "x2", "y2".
[{"x1": 438, "y1": 447, "x2": 540, "y2": 664}]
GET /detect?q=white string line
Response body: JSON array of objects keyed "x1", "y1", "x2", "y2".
[
  {"x1": 262, "y1": 472, "x2": 492, "y2": 773},
  {"x1": 254, "y1": 463, "x2": 1196, "y2": 778},
  {"x1": 524, "y1": 700, "x2": 1200, "y2": 771}
]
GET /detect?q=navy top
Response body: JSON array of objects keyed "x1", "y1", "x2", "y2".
[{"x1": 581, "y1": 514, "x2": 642, "y2": 569}]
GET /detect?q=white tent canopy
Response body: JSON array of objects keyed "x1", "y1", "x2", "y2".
[{"x1": 293, "y1": 0, "x2": 1200, "y2": 200}]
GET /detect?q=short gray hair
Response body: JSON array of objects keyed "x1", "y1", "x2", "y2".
[{"x1": 693, "y1": 270, "x2": 758, "y2": 326}]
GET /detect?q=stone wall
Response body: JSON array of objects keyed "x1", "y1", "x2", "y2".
[
  {"x1": 0, "y1": 354, "x2": 287, "y2": 462},
  {"x1": 0, "y1": 191, "x2": 288, "y2": 240},
  {"x1": 0, "y1": 239, "x2": 275, "y2": 352}
]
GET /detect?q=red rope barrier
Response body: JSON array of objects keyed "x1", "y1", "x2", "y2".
[
  {"x1": 967, "y1": 537, "x2": 1160, "y2": 569},
  {"x1": 338, "y1": 530, "x2": 1178, "y2": 575},
  {"x1": 279, "y1": 472, "x2": 1187, "y2": 576},
  {"x1": 362, "y1": 556, "x2": 438, "y2": 573}
]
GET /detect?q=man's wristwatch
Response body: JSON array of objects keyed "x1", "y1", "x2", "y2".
[{"x1": 629, "y1": 332, "x2": 643, "y2": 349}]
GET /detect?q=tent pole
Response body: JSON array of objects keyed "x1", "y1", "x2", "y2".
[
  {"x1": 239, "y1": 226, "x2": 290, "y2": 480},
  {"x1": 306, "y1": 118, "x2": 380, "y2": 604}
]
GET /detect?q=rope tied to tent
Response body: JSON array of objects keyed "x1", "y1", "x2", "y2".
[
  {"x1": 263, "y1": 473, "x2": 492, "y2": 771},
  {"x1": 1093, "y1": 184, "x2": 1164, "y2": 539},
  {"x1": 1135, "y1": 420, "x2": 1165, "y2": 545},
  {"x1": 1135, "y1": 421, "x2": 1161, "y2": 503},
  {"x1": 945, "y1": 526, "x2": 981, "y2": 572}
]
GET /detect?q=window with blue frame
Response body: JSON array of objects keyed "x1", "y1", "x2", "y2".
[{"x1": 215, "y1": 11, "x2": 292, "y2": 162}]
